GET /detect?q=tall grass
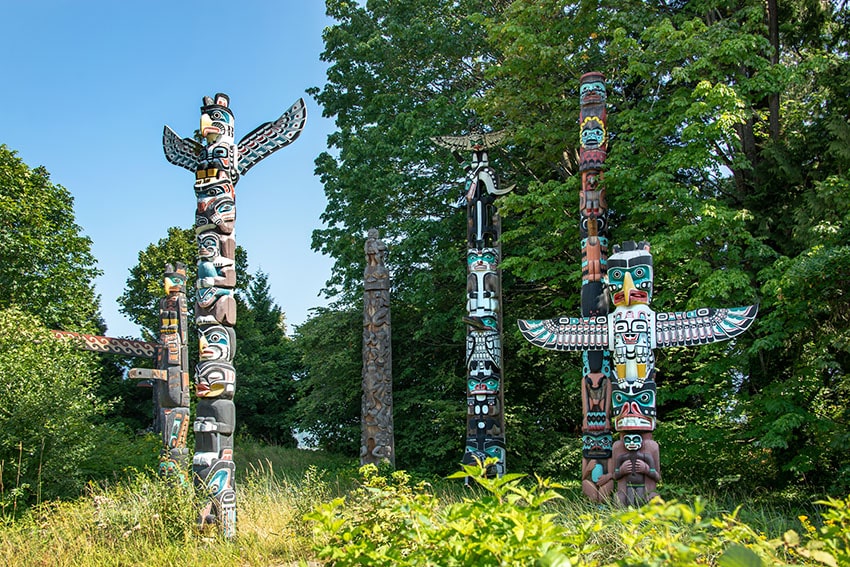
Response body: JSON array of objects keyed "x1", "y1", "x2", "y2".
[
  {"x1": 0, "y1": 438, "x2": 835, "y2": 566},
  {"x1": 0, "y1": 439, "x2": 356, "y2": 566}
]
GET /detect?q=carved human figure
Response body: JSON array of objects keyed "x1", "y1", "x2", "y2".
[
  {"x1": 612, "y1": 433, "x2": 661, "y2": 506},
  {"x1": 581, "y1": 432, "x2": 614, "y2": 501}
]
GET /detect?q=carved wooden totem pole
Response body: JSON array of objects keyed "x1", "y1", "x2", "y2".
[
  {"x1": 361, "y1": 228, "x2": 395, "y2": 467},
  {"x1": 163, "y1": 93, "x2": 306, "y2": 537},
  {"x1": 129, "y1": 263, "x2": 191, "y2": 482},
  {"x1": 518, "y1": 74, "x2": 758, "y2": 505},
  {"x1": 577, "y1": 72, "x2": 614, "y2": 502},
  {"x1": 433, "y1": 129, "x2": 513, "y2": 477}
]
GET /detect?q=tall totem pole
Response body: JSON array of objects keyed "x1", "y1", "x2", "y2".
[
  {"x1": 577, "y1": 72, "x2": 613, "y2": 502},
  {"x1": 517, "y1": 74, "x2": 758, "y2": 505},
  {"x1": 361, "y1": 228, "x2": 395, "y2": 466},
  {"x1": 163, "y1": 93, "x2": 306, "y2": 537},
  {"x1": 433, "y1": 129, "x2": 513, "y2": 477}
]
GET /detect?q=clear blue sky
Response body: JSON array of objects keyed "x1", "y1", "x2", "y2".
[{"x1": 2, "y1": 2, "x2": 336, "y2": 338}]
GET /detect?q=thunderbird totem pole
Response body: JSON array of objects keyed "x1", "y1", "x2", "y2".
[
  {"x1": 361, "y1": 228, "x2": 395, "y2": 466},
  {"x1": 517, "y1": 73, "x2": 757, "y2": 505},
  {"x1": 433, "y1": 129, "x2": 513, "y2": 477},
  {"x1": 163, "y1": 93, "x2": 306, "y2": 537}
]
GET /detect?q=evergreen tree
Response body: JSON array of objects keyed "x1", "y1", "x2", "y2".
[{"x1": 235, "y1": 271, "x2": 302, "y2": 446}]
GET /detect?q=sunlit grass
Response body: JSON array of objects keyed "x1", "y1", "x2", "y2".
[{"x1": 0, "y1": 438, "x2": 830, "y2": 566}]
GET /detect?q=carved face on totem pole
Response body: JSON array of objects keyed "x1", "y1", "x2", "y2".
[
  {"x1": 580, "y1": 74, "x2": 607, "y2": 106},
  {"x1": 164, "y1": 263, "x2": 187, "y2": 295},
  {"x1": 197, "y1": 231, "x2": 235, "y2": 263},
  {"x1": 607, "y1": 243, "x2": 653, "y2": 307},
  {"x1": 468, "y1": 360, "x2": 500, "y2": 396},
  {"x1": 582, "y1": 432, "x2": 613, "y2": 460},
  {"x1": 195, "y1": 360, "x2": 236, "y2": 398},
  {"x1": 199, "y1": 324, "x2": 236, "y2": 362},
  {"x1": 196, "y1": 193, "x2": 236, "y2": 234}
]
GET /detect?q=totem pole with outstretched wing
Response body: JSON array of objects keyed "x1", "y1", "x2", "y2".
[
  {"x1": 518, "y1": 73, "x2": 757, "y2": 506},
  {"x1": 163, "y1": 93, "x2": 305, "y2": 538}
]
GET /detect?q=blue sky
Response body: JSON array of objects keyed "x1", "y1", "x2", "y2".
[{"x1": 2, "y1": 2, "x2": 337, "y2": 338}]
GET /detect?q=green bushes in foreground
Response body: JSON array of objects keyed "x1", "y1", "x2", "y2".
[
  {"x1": 1, "y1": 443, "x2": 847, "y2": 566},
  {"x1": 307, "y1": 460, "x2": 850, "y2": 567}
]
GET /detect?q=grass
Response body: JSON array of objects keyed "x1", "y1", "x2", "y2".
[{"x1": 0, "y1": 438, "x2": 833, "y2": 566}]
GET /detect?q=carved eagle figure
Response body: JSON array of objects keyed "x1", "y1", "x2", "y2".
[
  {"x1": 517, "y1": 305, "x2": 758, "y2": 352},
  {"x1": 518, "y1": 241, "x2": 757, "y2": 357},
  {"x1": 163, "y1": 97, "x2": 307, "y2": 177}
]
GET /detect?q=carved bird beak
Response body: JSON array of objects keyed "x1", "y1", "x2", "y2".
[
  {"x1": 200, "y1": 114, "x2": 221, "y2": 143},
  {"x1": 614, "y1": 272, "x2": 636, "y2": 307}
]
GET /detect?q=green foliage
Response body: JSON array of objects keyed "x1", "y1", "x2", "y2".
[
  {"x1": 308, "y1": 0, "x2": 850, "y2": 494},
  {"x1": 0, "y1": 441, "x2": 847, "y2": 566},
  {"x1": 235, "y1": 271, "x2": 302, "y2": 446},
  {"x1": 0, "y1": 145, "x2": 102, "y2": 332},
  {"x1": 0, "y1": 307, "x2": 107, "y2": 510},
  {"x1": 307, "y1": 462, "x2": 850, "y2": 566},
  {"x1": 294, "y1": 307, "x2": 362, "y2": 456}
]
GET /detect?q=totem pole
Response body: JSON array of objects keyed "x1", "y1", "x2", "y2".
[
  {"x1": 163, "y1": 93, "x2": 306, "y2": 537},
  {"x1": 432, "y1": 129, "x2": 513, "y2": 477},
  {"x1": 361, "y1": 228, "x2": 395, "y2": 467},
  {"x1": 128, "y1": 263, "x2": 191, "y2": 482},
  {"x1": 577, "y1": 72, "x2": 614, "y2": 502},
  {"x1": 517, "y1": 74, "x2": 758, "y2": 505}
]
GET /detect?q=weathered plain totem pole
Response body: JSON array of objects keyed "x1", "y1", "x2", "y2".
[
  {"x1": 361, "y1": 228, "x2": 395, "y2": 467},
  {"x1": 518, "y1": 74, "x2": 758, "y2": 505},
  {"x1": 163, "y1": 92, "x2": 306, "y2": 537},
  {"x1": 433, "y1": 129, "x2": 513, "y2": 477},
  {"x1": 130, "y1": 263, "x2": 192, "y2": 482}
]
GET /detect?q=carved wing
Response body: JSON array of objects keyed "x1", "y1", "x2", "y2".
[
  {"x1": 517, "y1": 316, "x2": 609, "y2": 351},
  {"x1": 432, "y1": 130, "x2": 507, "y2": 152},
  {"x1": 237, "y1": 97, "x2": 307, "y2": 176},
  {"x1": 655, "y1": 304, "x2": 758, "y2": 348},
  {"x1": 162, "y1": 126, "x2": 202, "y2": 172},
  {"x1": 51, "y1": 330, "x2": 158, "y2": 359},
  {"x1": 466, "y1": 330, "x2": 502, "y2": 368}
]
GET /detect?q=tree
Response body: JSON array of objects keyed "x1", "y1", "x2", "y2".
[
  {"x1": 294, "y1": 307, "x2": 362, "y2": 456},
  {"x1": 235, "y1": 271, "x2": 302, "y2": 446},
  {"x1": 0, "y1": 145, "x2": 102, "y2": 332},
  {"x1": 474, "y1": 0, "x2": 850, "y2": 490},
  {"x1": 0, "y1": 307, "x2": 106, "y2": 507},
  {"x1": 310, "y1": 0, "x2": 850, "y2": 492}
]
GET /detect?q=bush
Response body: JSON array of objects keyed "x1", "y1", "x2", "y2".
[
  {"x1": 0, "y1": 307, "x2": 106, "y2": 511},
  {"x1": 307, "y1": 461, "x2": 850, "y2": 566}
]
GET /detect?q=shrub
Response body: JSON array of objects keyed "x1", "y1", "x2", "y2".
[
  {"x1": 0, "y1": 308, "x2": 106, "y2": 511},
  {"x1": 307, "y1": 461, "x2": 850, "y2": 566}
]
